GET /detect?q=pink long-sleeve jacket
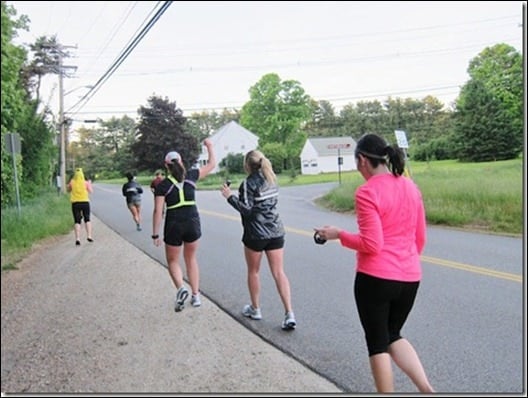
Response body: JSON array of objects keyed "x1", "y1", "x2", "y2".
[{"x1": 338, "y1": 173, "x2": 426, "y2": 282}]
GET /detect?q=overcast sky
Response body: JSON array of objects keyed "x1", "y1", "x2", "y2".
[{"x1": 9, "y1": 1, "x2": 525, "y2": 126}]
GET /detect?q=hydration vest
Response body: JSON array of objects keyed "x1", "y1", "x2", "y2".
[{"x1": 165, "y1": 175, "x2": 196, "y2": 210}]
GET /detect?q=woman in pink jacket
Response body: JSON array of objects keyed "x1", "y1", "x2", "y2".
[{"x1": 314, "y1": 133, "x2": 434, "y2": 393}]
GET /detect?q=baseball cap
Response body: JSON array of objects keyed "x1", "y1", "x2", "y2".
[{"x1": 164, "y1": 151, "x2": 181, "y2": 164}]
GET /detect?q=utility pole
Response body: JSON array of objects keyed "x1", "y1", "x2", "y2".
[
  {"x1": 58, "y1": 53, "x2": 66, "y2": 194},
  {"x1": 53, "y1": 43, "x2": 77, "y2": 194}
]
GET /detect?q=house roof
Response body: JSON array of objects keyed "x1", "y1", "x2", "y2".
[
  {"x1": 307, "y1": 137, "x2": 356, "y2": 156},
  {"x1": 210, "y1": 120, "x2": 258, "y2": 143}
]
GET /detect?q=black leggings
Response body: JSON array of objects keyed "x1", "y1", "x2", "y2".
[
  {"x1": 72, "y1": 202, "x2": 91, "y2": 224},
  {"x1": 354, "y1": 272, "x2": 419, "y2": 356}
]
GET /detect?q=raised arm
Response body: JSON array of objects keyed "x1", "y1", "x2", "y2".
[{"x1": 199, "y1": 138, "x2": 216, "y2": 180}]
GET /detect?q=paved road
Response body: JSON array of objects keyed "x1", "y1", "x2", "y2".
[{"x1": 91, "y1": 182, "x2": 524, "y2": 394}]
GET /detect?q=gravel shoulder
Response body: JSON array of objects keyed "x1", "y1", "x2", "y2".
[{"x1": 1, "y1": 216, "x2": 342, "y2": 394}]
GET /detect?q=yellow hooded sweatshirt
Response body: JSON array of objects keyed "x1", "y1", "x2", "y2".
[{"x1": 69, "y1": 168, "x2": 89, "y2": 203}]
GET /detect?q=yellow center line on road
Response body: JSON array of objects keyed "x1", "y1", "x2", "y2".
[
  {"x1": 202, "y1": 209, "x2": 525, "y2": 284},
  {"x1": 201, "y1": 209, "x2": 240, "y2": 222},
  {"x1": 420, "y1": 255, "x2": 522, "y2": 283}
]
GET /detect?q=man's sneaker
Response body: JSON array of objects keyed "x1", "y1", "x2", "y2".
[
  {"x1": 191, "y1": 293, "x2": 201, "y2": 307},
  {"x1": 174, "y1": 286, "x2": 189, "y2": 312},
  {"x1": 136, "y1": 223, "x2": 142, "y2": 231},
  {"x1": 242, "y1": 304, "x2": 262, "y2": 320},
  {"x1": 282, "y1": 311, "x2": 296, "y2": 330}
]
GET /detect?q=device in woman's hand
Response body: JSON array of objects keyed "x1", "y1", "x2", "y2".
[{"x1": 313, "y1": 231, "x2": 327, "y2": 245}]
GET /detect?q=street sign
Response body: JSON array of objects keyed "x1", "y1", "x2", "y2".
[
  {"x1": 394, "y1": 130, "x2": 409, "y2": 149},
  {"x1": 394, "y1": 129, "x2": 412, "y2": 178},
  {"x1": 327, "y1": 143, "x2": 350, "y2": 149}
]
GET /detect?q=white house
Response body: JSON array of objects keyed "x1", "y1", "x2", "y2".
[
  {"x1": 300, "y1": 137, "x2": 357, "y2": 175},
  {"x1": 197, "y1": 121, "x2": 259, "y2": 174}
]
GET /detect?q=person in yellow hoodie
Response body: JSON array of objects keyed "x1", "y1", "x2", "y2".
[{"x1": 67, "y1": 168, "x2": 94, "y2": 246}]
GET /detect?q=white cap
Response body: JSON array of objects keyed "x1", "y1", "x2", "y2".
[{"x1": 164, "y1": 151, "x2": 181, "y2": 164}]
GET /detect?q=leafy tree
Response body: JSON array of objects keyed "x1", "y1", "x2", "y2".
[
  {"x1": 220, "y1": 153, "x2": 245, "y2": 174},
  {"x1": 468, "y1": 43, "x2": 523, "y2": 119},
  {"x1": 338, "y1": 104, "x2": 362, "y2": 137},
  {"x1": 338, "y1": 100, "x2": 389, "y2": 139},
  {"x1": 384, "y1": 97, "x2": 406, "y2": 134},
  {"x1": 71, "y1": 116, "x2": 137, "y2": 178},
  {"x1": 132, "y1": 95, "x2": 198, "y2": 171},
  {"x1": 419, "y1": 96, "x2": 451, "y2": 142},
  {"x1": 454, "y1": 79, "x2": 518, "y2": 162},
  {"x1": 240, "y1": 73, "x2": 312, "y2": 170},
  {"x1": 454, "y1": 44, "x2": 523, "y2": 161},
  {"x1": 1, "y1": 2, "x2": 56, "y2": 205},
  {"x1": 411, "y1": 96, "x2": 456, "y2": 161},
  {"x1": 21, "y1": 35, "x2": 65, "y2": 105},
  {"x1": 260, "y1": 142, "x2": 288, "y2": 174},
  {"x1": 18, "y1": 104, "x2": 56, "y2": 196},
  {"x1": 384, "y1": 97, "x2": 426, "y2": 144},
  {"x1": 186, "y1": 108, "x2": 240, "y2": 141},
  {"x1": 2, "y1": 2, "x2": 83, "y2": 206},
  {"x1": 17, "y1": 34, "x2": 76, "y2": 195},
  {"x1": 96, "y1": 116, "x2": 136, "y2": 174},
  {"x1": 422, "y1": 95, "x2": 446, "y2": 124},
  {"x1": 412, "y1": 135, "x2": 457, "y2": 161},
  {"x1": 304, "y1": 99, "x2": 342, "y2": 137},
  {"x1": 356, "y1": 100, "x2": 387, "y2": 137},
  {"x1": 1, "y1": 1, "x2": 27, "y2": 205},
  {"x1": 109, "y1": 116, "x2": 139, "y2": 175}
]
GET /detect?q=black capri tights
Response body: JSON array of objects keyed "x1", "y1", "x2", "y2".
[
  {"x1": 72, "y1": 201, "x2": 91, "y2": 224},
  {"x1": 354, "y1": 272, "x2": 419, "y2": 356}
]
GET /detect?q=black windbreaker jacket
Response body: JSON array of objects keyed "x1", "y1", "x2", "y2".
[
  {"x1": 227, "y1": 171, "x2": 285, "y2": 241},
  {"x1": 122, "y1": 180, "x2": 143, "y2": 203}
]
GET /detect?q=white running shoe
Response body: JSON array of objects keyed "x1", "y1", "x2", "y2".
[
  {"x1": 191, "y1": 293, "x2": 202, "y2": 307},
  {"x1": 282, "y1": 311, "x2": 296, "y2": 330},
  {"x1": 242, "y1": 304, "x2": 262, "y2": 320}
]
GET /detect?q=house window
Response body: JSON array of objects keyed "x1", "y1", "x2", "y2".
[
  {"x1": 302, "y1": 160, "x2": 309, "y2": 167},
  {"x1": 310, "y1": 159, "x2": 318, "y2": 167}
]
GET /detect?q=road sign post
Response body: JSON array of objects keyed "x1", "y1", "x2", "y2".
[
  {"x1": 5, "y1": 133, "x2": 22, "y2": 216},
  {"x1": 394, "y1": 130, "x2": 411, "y2": 178},
  {"x1": 328, "y1": 143, "x2": 350, "y2": 185}
]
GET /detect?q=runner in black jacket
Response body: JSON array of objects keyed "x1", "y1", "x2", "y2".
[
  {"x1": 122, "y1": 172, "x2": 144, "y2": 231},
  {"x1": 221, "y1": 149, "x2": 296, "y2": 331}
]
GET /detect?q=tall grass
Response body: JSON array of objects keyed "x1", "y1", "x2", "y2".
[
  {"x1": 1, "y1": 191, "x2": 72, "y2": 269},
  {"x1": 413, "y1": 159, "x2": 522, "y2": 234},
  {"x1": 315, "y1": 158, "x2": 523, "y2": 235}
]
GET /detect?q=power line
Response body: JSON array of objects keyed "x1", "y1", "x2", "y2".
[
  {"x1": 82, "y1": 2, "x2": 140, "y2": 77},
  {"x1": 66, "y1": 1, "x2": 173, "y2": 116},
  {"x1": 54, "y1": 4, "x2": 521, "y2": 120},
  {"x1": 67, "y1": 82, "x2": 462, "y2": 119}
]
